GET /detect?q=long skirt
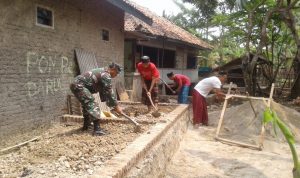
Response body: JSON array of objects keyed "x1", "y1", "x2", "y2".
[
  {"x1": 178, "y1": 86, "x2": 190, "y2": 104},
  {"x1": 141, "y1": 80, "x2": 158, "y2": 106},
  {"x1": 192, "y1": 89, "x2": 208, "y2": 125}
]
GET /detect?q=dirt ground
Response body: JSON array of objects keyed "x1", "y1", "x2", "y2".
[
  {"x1": 165, "y1": 101, "x2": 300, "y2": 178},
  {"x1": 0, "y1": 105, "x2": 176, "y2": 178},
  {"x1": 165, "y1": 125, "x2": 297, "y2": 178}
]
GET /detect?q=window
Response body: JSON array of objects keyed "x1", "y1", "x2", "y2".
[
  {"x1": 36, "y1": 6, "x2": 53, "y2": 28},
  {"x1": 159, "y1": 49, "x2": 175, "y2": 68},
  {"x1": 102, "y1": 29, "x2": 109, "y2": 41},
  {"x1": 136, "y1": 45, "x2": 176, "y2": 68},
  {"x1": 187, "y1": 55, "x2": 197, "y2": 69}
]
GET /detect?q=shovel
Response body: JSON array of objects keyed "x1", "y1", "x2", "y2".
[
  {"x1": 160, "y1": 78, "x2": 176, "y2": 94},
  {"x1": 146, "y1": 93, "x2": 161, "y2": 117},
  {"x1": 120, "y1": 112, "x2": 142, "y2": 132}
]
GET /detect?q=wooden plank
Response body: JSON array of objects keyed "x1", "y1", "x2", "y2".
[
  {"x1": 215, "y1": 137, "x2": 262, "y2": 151},
  {"x1": 215, "y1": 82, "x2": 233, "y2": 137},
  {"x1": 0, "y1": 137, "x2": 41, "y2": 154},
  {"x1": 226, "y1": 94, "x2": 270, "y2": 101}
]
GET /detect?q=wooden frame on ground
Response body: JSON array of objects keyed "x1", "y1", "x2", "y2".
[{"x1": 215, "y1": 83, "x2": 275, "y2": 150}]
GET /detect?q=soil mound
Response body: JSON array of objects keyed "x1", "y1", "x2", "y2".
[{"x1": 209, "y1": 100, "x2": 300, "y2": 146}]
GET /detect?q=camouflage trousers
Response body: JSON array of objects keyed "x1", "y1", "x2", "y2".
[{"x1": 70, "y1": 82, "x2": 100, "y2": 121}]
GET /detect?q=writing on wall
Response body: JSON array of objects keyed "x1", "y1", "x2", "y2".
[{"x1": 26, "y1": 52, "x2": 73, "y2": 97}]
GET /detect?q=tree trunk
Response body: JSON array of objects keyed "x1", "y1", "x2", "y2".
[
  {"x1": 280, "y1": 4, "x2": 300, "y2": 98},
  {"x1": 243, "y1": 10, "x2": 255, "y2": 94}
]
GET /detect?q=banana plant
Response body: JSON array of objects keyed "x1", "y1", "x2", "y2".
[{"x1": 263, "y1": 108, "x2": 300, "y2": 178}]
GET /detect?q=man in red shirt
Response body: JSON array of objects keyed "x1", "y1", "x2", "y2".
[
  {"x1": 137, "y1": 56, "x2": 160, "y2": 112},
  {"x1": 167, "y1": 72, "x2": 191, "y2": 104}
]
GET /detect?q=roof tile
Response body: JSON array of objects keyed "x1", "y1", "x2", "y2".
[{"x1": 124, "y1": 0, "x2": 213, "y2": 50}]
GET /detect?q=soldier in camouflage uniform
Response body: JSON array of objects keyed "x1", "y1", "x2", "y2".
[{"x1": 70, "y1": 63, "x2": 123, "y2": 136}]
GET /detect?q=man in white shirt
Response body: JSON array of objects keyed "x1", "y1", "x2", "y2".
[{"x1": 192, "y1": 71, "x2": 227, "y2": 127}]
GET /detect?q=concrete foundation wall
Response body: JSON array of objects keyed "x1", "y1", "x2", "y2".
[
  {"x1": 90, "y1": 104, "x2": 189, "y2": 178},
  {"x1": 126, "y1": 106, "x2": 189, "y2": 178},
  {"x1": 0, "y1": 0, "x2": 124, "y2": 148}
]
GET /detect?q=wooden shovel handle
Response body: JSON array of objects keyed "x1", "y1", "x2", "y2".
[
  {"x1": 160, "y1": 78, "x2": 176, "y2": 93},
  {"x1": 120, "y1": 112, "x2": 140, "y2": 126},
  {"x1": 147, "y1": 94, "x2": 158, "y2": 111}
]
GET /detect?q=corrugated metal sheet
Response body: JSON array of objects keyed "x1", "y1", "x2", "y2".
[
  {"x1": 74, "y1": 49, "x2": 110, "y2": 112},
  {"x1": 75, "y1": 48, "x2": 98, "y2": 73}
]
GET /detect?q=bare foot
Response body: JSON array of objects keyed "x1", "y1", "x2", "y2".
[
  {"x1": 202, "y1": 123, "x2": 209, "y2": 126},
  {"x1": 193, "y1": 124, "x2": 200, "y2": 129}
]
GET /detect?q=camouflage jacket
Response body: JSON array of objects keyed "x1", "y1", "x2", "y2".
[{"x1": 75, "y1": 68, "x2": 117, "y2": 107}]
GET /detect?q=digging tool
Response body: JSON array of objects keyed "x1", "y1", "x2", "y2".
[
  {"x1": 146, "y1": 93, "x2": 161, "y2": 117},
  {"x1": 160, "y1": 78, "x2": 176, "y2": 94},
  {"x1": 120, "y1": 112, "x2": 142, "y2": 132}
]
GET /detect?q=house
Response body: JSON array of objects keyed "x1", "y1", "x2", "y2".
[
  {"x1": 123, "y1": 1, "x2": 213, "y2": 91},
  {"x1": 213, "y1": 53, "x2": 273, "y2": 94},
  {"x1": 0, "y1": 0, "x2": 150, "y2": 148}
]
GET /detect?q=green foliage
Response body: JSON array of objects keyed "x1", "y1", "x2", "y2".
[
  {"x1": 165, "y1": 0, "x2": 299, "y2": 81},
  {"x1": 263, "y1": 108, "x2": 300, "y2": 178}
]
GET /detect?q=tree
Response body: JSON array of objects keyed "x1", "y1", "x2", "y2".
[{"x1": 236, "y1": 0, "x2": 300, "y2": 97}]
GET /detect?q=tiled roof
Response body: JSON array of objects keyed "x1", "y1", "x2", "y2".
[{"x1": 124, "y1": 0, "x2": 213, "y2": 50}]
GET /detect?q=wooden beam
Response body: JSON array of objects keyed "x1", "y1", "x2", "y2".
[
  {"x1": 226, "y1": 94, "x2": 270, "y2": 101},
  {"x1": 215, "y1": 137, "x2": 262, "y2": 151},
  {"x1": 215, "y1": 82, "x2": 232, "y2": 137},
  {"x1": 215, "y1": 83, "x2": 275, "y2": 151},
  {"x1": 0, "y1": 137, "x2": 40, "y2": 155}
]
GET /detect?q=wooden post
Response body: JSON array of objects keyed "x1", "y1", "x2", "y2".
[
  {"x1": 259, "y1": 83, "x2": 275, "y2": 148},
  {"x1": 215, "y1": 83, "x2": 275, "y2": 151},
  {"x1": 215, "y1": 82, "x2": 232, "y2": 137},
  {"x1": 67, "y1": 95, "x2": 72, "y2": 114}
]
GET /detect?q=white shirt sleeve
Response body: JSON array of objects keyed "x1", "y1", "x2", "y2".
[
  {"x1": 194, "y1": 76, "x2": 221, "y2": 97},
  {"x1": 212, "y1": 77, "x2": 221, "y2": 89}
]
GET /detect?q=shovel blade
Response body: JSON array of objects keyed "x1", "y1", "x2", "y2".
[{"x1": 151, "y1": 111, "x2": 161, "y2": 118}]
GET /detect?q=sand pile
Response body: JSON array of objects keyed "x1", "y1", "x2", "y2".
[{"x1": 209, "y1": 100, "x2": 300, "y2": 146}]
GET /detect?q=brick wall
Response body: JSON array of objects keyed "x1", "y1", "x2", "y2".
[{"x1": 0, "y1": 0, "x2": 125, "y2": 148}]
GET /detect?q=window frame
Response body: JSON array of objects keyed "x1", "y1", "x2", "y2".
[
  {"x1": 186, "y1": 55, "x2": 198, "y2": 69},
  {"x1": 102, "y1": 29, "x2": 110, "y2": 41},
  {"x1": 35, "y1": 5, "x2": 54, "y2": 29}
]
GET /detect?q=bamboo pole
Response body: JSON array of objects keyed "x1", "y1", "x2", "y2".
[
  {"x1": 259, "y1": 83, "x2": 275, "y2": 148},
  {"x1": 215, "y1": 83, "x2": 275, "y2": 151},
  {"x1": 215, "y1": 137, "x2": 262, "y2": 150},
  {"x1": 226, "y1": 94, "x2": 270, "y2": 101},
  {"x1": 215, "y1": 82, "x2": 233, "y2": 137},
  {"x1": 0, "y1": 136, "x2": 41, "y2": 155}
]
